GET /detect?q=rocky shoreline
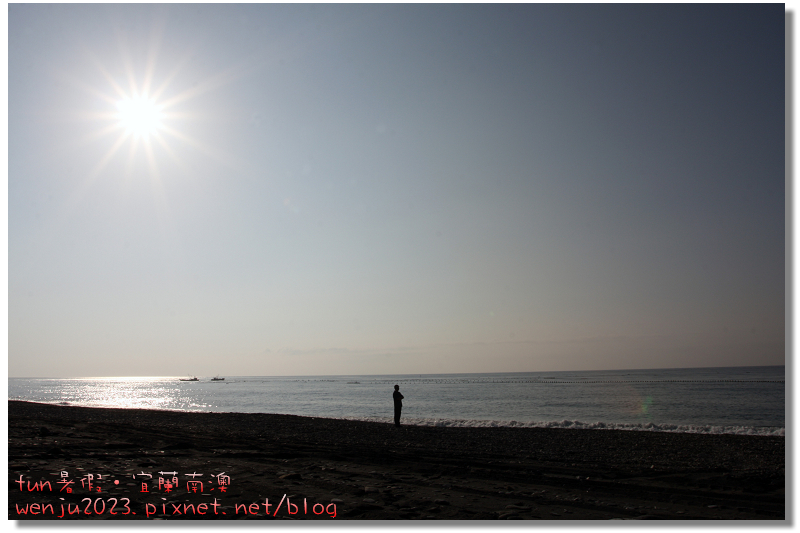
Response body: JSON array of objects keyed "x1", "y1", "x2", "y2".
[{"x1": 9, "y1": 400, "x2": 784, "y2": 520}]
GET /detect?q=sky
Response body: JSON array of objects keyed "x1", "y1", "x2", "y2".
[{"x1": 8, "y1": 4, "x2": 785, "y2": 378}]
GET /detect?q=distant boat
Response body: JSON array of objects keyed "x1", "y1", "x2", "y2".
[
  {"x1": 347, "y1": 381, "x2": 360, "y2": 384},
  {"x1": 211, "y1": 376, "x2": 225, "y2": 381},
  {"x1": 179, "y1": 376, "x2": 199, "y2": 382}
]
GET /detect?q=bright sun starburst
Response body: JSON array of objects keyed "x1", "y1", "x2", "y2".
[
  {"x1": 62, "y1": 15, "x2": 249, "y2": 188},
  {"x1": 115, "y1": 95, "x2": 164, "y2": 138}
]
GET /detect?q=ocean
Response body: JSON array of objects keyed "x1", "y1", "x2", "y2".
[{"x1": 8, "y1": 366, "x2": 784, "y2": 436}]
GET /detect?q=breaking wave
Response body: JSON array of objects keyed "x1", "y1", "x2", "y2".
[{"x1": 342, "y1": 416, "x2": 785, "y2": 436}]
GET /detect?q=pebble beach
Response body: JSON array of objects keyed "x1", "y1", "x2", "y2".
[{"x1": 9, "y1": 400, "x2": 784, "y2": 520}]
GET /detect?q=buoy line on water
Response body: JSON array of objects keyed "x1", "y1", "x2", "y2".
[{"x1": 294, "y1": 378, "x2": 785, "y2": 385}]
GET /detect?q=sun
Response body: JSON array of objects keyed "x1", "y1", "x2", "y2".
[
  {"x1": 66, "y1": 18, "x2": 248, "y2": 185},
  {"x1": 115, "y1": 95, "x2": 164, "y2": 138}
]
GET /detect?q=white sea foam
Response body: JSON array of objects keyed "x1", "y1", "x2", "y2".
[{"x1": 341, "y1": 416, "x2": 785, "y2": 436}]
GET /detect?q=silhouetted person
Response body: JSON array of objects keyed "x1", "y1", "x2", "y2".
[{"x1": 393, "y1": 384, "x2": 404, "y2": 427}]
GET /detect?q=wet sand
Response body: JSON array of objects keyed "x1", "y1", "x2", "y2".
[{"x1": 9, "y1": 400, "x2": 784, "y2": 520}]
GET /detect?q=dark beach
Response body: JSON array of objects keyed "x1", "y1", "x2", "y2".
[{"x1": 9, "y1": 400, "x2": 784, "y2": 520}]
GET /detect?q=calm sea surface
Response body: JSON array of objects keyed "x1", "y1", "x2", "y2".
[{"x1": 9, "y1": 366, "x2": 784, "y2": 436}]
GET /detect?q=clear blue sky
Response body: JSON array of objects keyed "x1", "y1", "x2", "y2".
[{"x1": 9, "y1": 4, "x2": 785, "y2": 377}]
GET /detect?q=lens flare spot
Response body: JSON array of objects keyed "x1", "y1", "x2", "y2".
[{"x1": 640, "y1": 396, "x2": 653, "y2": 416}]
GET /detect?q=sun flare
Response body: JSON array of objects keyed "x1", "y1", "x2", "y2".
[
  {"x1": 115, "y1": 95, "x2": 164, "y2": 138},
  {"x1": 68, "y1": 22, "x2": 246, "y2": 185}
]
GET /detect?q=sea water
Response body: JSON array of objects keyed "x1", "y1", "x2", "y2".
[{"x1": 8, "y1": 366, "x2": 784, "y2": 436}]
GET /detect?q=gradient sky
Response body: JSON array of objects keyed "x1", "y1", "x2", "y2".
[{"x1": 9, "y1": 4, "x2": 785, "y2": 378}]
